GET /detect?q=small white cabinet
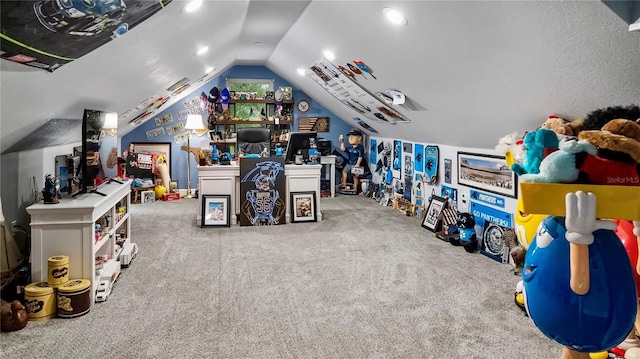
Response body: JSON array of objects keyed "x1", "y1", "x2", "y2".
[{"x1": 27, "y1": 180, "x2": 133, "y2": 306}]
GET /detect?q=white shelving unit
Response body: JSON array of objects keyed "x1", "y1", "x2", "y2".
[{"x1": 27, "y1": 180, "x2": 134, "y2": 306}]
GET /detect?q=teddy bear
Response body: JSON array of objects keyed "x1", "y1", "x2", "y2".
[
  {"x1": 541, "y1": 115, "x2": 584, "y2": 137},
  {"x1": 576, "y1": 118, "x2": 640, "y2": 185},
  {"x1": 1, "y1": 299, "x2": 28, "y2": 332},
  {"x1": 511, "y1": 127, "x2": 559, "y2": 176}
]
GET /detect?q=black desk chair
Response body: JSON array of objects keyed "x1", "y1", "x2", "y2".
[{"x1": 237, "y1": 127, "x2": 271, "y2": 157}]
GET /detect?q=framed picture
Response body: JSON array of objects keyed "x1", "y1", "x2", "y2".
[
  {"x1": 141, "y1": 190, "x2": 155, "y2": 204},
  {"x1": 129, "y1": 142, "x2": 171, "y2": 178},
  {"x1": 201, "y1": 195, "x2": 231, "y2": 227},
  {"x1": 444, "y1": 158, "x2": 452, "y2": 184},
  {"x1": 422, "y1": 195, "x2": 448, "y2": 232},
  {"x1": 457, "y1": 152, "x2": 517, "y2": 198},
  {"x1": 290, "y1": 191, "x2": 317, "y2": 223}
]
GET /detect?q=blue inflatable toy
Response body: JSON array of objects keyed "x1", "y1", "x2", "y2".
[{"x1": 523, "y1": 215, "x2": 637, "y2": 353}]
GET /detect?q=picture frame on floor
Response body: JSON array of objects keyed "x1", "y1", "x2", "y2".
[
  {"x1": 141, "y1": 190, "x2": 155, "y2": 204},
  {"x1": 201, "y1": 194, "x2": 231, "y2": 227},
  {"x1": 422, "y1": 195, "x2": 448, "y2": 232},
  {"x1": 290, "y1": 191, "x2": 317, "y2": 223}
]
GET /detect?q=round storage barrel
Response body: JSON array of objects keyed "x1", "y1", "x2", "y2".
[
  {"x1": 57, "y1": 279, "x2": 91, "y2": 318},
  {"x1": 24, "y1": 281, "x2": 56, "y2": 321},
  {"x1": 48, "y1": 255, "x2": 69, "y2": 286}
]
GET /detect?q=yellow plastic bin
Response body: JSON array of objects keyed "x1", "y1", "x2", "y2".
[{"x1": 519, "y1": 183, "x2": 640, "y2": 220}]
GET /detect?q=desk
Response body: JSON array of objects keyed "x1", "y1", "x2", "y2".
[
  {"x1": 320, "y1": 155, "x2": 336, "y2": 198},
  {"x1": 197, "y1": 162, "x2": 322, "y2": 225}
]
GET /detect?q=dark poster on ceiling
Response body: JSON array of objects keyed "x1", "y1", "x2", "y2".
[
  {"x1": 239, "y1": 158, "x2": 286, "y2": 226},
  {"x1": 0, "y1": 0, "x2": 171, "y2": 72}
]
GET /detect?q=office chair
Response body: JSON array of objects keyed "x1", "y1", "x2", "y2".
[{"x1": 236, "y1": 127, "x2": 271, "y2": 157}]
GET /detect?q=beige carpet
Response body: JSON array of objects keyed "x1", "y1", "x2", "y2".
[{"x1": 0, "y1": 195, "x2": 559, "y2": 358}]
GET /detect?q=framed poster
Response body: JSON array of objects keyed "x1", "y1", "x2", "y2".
[
  {"x1": 444, "y1": 158, "x2": 452, "y2": 184},
  {"x1": 457, "y1": 152, "x2": 517, "y2": 198},
  {"x1": 239, "y1": 157, "x2": 286, "y2": 226},
  {"x1": 201, "y1": 195, "x2": 231, "y2": 227},
  {"x1": 290, "y1": 192, "x2": 317, "y2": 223},
  {"x1": 421, "y1": 195, "x2": 448, "y2": 232}
]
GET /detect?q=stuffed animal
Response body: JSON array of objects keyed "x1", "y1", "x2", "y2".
[
  {"x1": 1, "y1": 299, "x2": 28, "y2": 332},
  {"x1": 519, "y1": 139, "x2": 597, "y2": 183},
  {"x1": 577, "y1": 118, "x2": 640, "y2": 185},
  {"x1": 495, "y1": 132, "x2": 524, "y2": 166},
  {"x1": 581, "y1": 105, "x2": 640, "y2": 131},
  {"x1": 541, "y1": 115, "x2": 584, "y2": 137},
  {"x1": 511, "y1": 128, "x2": 559, "y2": 176}
]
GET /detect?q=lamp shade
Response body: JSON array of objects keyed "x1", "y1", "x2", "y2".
[
  {"x1": 185, "y1": 114, "x2": 205, "y2": 130},
  {"x1": 103, "y1": 112, "x2": 118, "y2": 129}
]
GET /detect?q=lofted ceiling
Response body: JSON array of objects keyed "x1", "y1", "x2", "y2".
[{"x1": 1, "y1": 0, "x2": 639, "y2": 154}]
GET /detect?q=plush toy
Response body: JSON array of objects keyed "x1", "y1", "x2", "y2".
[
  {"x1": 581, "y1": 105, "x2": 640, "y2": 131},
  {"x1": 448, "y1": 212, "x2": 478, "y2": 253},
  {"x1": 541, "y1": 115, "x2": 584, "y2": 137},
  {"x1": 511, "y1": 128, "x2": 559, "y2": 176},
  {"x1": 495, "y1": 132, "x2": 524, "y2": 166},
  {"x1": 579, "y1": 119, "x2": 640, "y2": 164},
  {"x1": 1, "y1": 299, "x2": 28, "y2": 332},
  {"x1": 577, "y1": 119, "x2": 640, "y2": 185},
  {"x1": 519, "y1": 139, "x2": 597, "y2": 183}
]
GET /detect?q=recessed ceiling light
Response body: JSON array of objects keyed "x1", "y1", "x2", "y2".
[
  {"x1": 197, "y1": 46, "x2": 209, "y2": 55},
  {"x1": 383, "y1": 8, "x2": 407, "y2": 26},
  {"x1": 184, "y1": 0, "x2": 202, "y2": 13},
  {"x1": 323, "y1": 50, "x2": 335, "y2": 61},
  {"x1": 206, "y1": 67, "x2": 215, "y2": 73},
  {"x1": 297, "y1": 68, "x2": 307, "y2": 76}
]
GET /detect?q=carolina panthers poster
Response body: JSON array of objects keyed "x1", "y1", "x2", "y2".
[
  {"x1": 239, "y1": 158, "x2": 286, "y2": 226},
  {"x1": 1, "y1": 0, "x2": 172, "y2": 71},
  {"x1": 424, "y1": 145, "x2": 439, "y2": 184}
]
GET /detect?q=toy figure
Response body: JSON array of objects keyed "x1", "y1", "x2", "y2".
[
  {"x1": 448, "y1": 212, "x2": 478, "y2": 253},
  {"x1": 122, "y1": 143, "x2": 138, "y2": 179},
  {"x1": 339, "y1": 129, "x2": 364, "y2": 191},
  {"x1": 522, "y1": 191, "x2": 637, "y2": 358},
  {"x1": 42, "y1": 174, "x2": 60, "y2": 204}
]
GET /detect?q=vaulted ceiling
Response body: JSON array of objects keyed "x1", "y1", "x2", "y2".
[{"x1": 2, "y1": 0, "x2": 639, "y2": 154}]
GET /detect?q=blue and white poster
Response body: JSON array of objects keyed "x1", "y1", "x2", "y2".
[
  {"x1": 414, "y1": 144, "x2": 424, "y2": 173},
  {"x1": 393, "y1": 140, "x2": 402, "y2": 170},
  {"x1": 441, "y1": 185, "x2": 458, "y2": 209},
  {"x1": 370, "y1": 139, "x2": 377, "y2": 165}
]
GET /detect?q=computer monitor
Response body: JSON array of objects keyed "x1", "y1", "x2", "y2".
[{"x1": 284, "y1": 132, "x2": 317, "y2": 164}]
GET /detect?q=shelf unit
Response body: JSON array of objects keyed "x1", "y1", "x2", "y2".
[
  {"x1": 27, "y1": 179, "x2": 134, "y2": 306},
  {"x1": 209, "y1": 99, "x2": 294, "y2": 154}
]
